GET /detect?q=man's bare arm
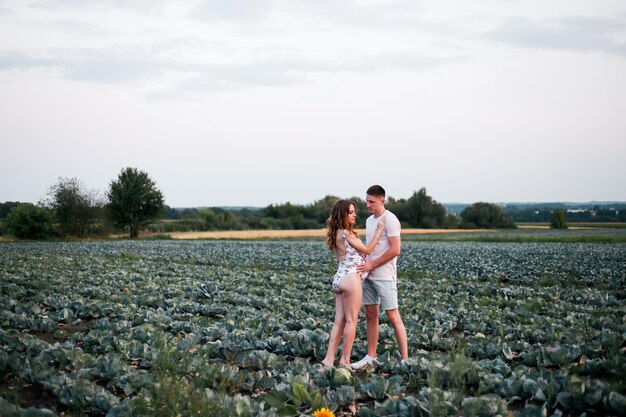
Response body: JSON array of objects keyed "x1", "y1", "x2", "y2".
[{"x1": 358, "y1": 236, "x2": 401, "y2": 272}]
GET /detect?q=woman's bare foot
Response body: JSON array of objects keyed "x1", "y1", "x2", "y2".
[
  {"x1": 318, "y1": 361, "x2": 334, "y2": 373},
  {"x1": 337, "y1": 362, "x2": 353, "y2": 372}
]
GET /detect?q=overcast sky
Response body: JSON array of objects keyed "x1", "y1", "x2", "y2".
[{"x1": 1, "y1": 0, "x2": 625, "y2": 207}]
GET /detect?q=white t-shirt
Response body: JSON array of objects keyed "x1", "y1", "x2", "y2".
[{"x1": 365, "y1": 209, "x2": 401, "y2": 281}]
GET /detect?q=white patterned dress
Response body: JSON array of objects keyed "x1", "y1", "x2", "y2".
[{"x1": 332, "y1": 229, "x2": 368, "y2": 293}]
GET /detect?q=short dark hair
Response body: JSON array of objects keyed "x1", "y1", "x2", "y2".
[{"x1": 366, "y1": 185, "x2": 386, "y2": 198}]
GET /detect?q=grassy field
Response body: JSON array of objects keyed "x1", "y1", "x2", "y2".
[
  {"x1": 166, "y1": 225, "x2": 626, "y2": 244},
  {"x1": 2, "y1": 222, "x2": 624, "y2": 242},
  {"x1": 517, "y1": 222, "x2": 626, "y2": 229},
  {"x1": 168, "y1": 228, "x2": 494, "y2": 240},
  {"x1": 1, "y1": 239, "x2": 624, "y2": 416}
]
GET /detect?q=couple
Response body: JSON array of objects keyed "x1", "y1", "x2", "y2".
[{"x1": 321, "y1": 185, "x2": 409, "y2": 371}]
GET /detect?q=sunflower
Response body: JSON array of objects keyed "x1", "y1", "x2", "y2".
[{"x1": 312, "y1": 407, "x2": 336, "y2": 417}]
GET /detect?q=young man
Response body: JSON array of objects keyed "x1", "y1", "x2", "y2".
[{"x1": 352, "y1": 185, "x2": 409, "y2": 369}]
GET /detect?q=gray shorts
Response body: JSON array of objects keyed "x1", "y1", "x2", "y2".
[{"x1": 362, "y1": 279, "x2": 398, "y2": 311}]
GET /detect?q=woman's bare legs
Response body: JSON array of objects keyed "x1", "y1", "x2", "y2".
[
  {"x1": 338, "y1": 274, "x2": 362, "y2": 369},
  {"x1": 321, "y1": 293, "x2": 345, "y2": 368},
  {"x1": 321, "y1": 274, "x2": 362, "y2": 369}
]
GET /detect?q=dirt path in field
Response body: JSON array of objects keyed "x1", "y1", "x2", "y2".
[{"x1": 169, "y1": 228, "x2": 494, "y2": 240}]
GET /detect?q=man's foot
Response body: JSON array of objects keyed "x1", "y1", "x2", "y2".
[
  {"x1": 351, "y1": 355, "x2": 379, "y2": 370},
  {"x1": 400, "y1": 358, "x2": 416, "y2": 367}
]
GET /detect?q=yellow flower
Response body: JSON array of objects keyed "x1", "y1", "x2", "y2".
[{"x1": 312, "y1": 408, "x2": 336, "y2": 417}]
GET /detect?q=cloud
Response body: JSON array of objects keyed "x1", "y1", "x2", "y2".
[
  {"x1": 0, "y1": 39, "x2": 456, "y2": 97},
  {"x1": 29, "y1": 0, "x2": 166, "y2": 13},
  {"x1": 189, "y1": 0, "x2": 274, "y2": 21},
  {"x1": 487, "y1": 16, "x2": 626, "y2": 56},
  {"x1": 0, "y1": 48, "x2": 163, "y2": 82},
  {"x1": 147, "y1": 45, "x2": 460, "y2": 98},
  {"x1": 0, "y1": 45, "x2": 309, "y2": 93},
  {"x1": 283, "y1": 0, "x2": 422, "y2": 29},
  {"x1": 187, "y1": 0, "x2": 426, "y2": 30},
  {"x1": 0, "y1": 0, "x2": 465, "y2": 98},
  {"x1": 0, "y1": 4, "x2": 14, "y2": 15}
]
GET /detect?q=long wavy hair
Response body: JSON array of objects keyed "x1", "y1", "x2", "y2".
[{"x1": 326, "y1": 199, "x2": 357, "y2": 250}]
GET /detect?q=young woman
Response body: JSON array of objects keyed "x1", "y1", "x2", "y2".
[{"x1": 320, "y1": 199, "x2": 385, "y2": 370}]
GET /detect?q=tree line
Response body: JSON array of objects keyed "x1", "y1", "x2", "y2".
[
  {"x1": 4, "y1": 168, "x2": 621, "y2": 240},
  {"x1": 0, "y1": 168, "x2": 164, "y2": 239},
  {"x1": 149, "y1": 188, "x2": 518, "y2": 234},
  {"x1": 502, "y1": 204, "x2": 626, "y2": 223},
  {"x1": 146, "y1": 189, "x2": 454, "y2": 234}
]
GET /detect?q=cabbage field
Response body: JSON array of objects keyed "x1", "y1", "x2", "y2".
[{"x1": 1, "y1": 240, "x2": 625, "y2": 417}]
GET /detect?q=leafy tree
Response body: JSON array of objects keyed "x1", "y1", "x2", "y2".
[
  {"x1": 216, "y1": 210, "x2": 246, "y2": 230},
  {"x1": 0, "y1": 201, "x2": 20, "y2": 218},
  {"x1": 392, "y1": 188, "x2": 447, "y2": 228},
  {"x1": 107, "y1": 167, "x2": 165, "y2": 238},
  {"x1": 305, "y1": 195, "x2": 341, "y2": 226},
  {"x1": 6, "y1": 204, "x2": 54, "y2": 239},
  {"x1": 200, "y1": 208, "x2": 218, "y2": 230},
  {"x1": 444, "y1": 213, "x2": 459, "y2": 229},
  {"x1": 263, "y1": 200, "x2": 325, "y2": 229},
  {"x1": 42, "y1": 177, "x2": 103, "y2": 237},
  {"x1": 183, "y1": 209, "x2": 201, "y2": 218},
  {"x1": 236, "y1": 208, "x2": 266, "y2": 229},
  {"x1": 550, "y1": 209, "x2": 568, "y2": 229},
  {"x1": 460, "y1": 202, "x2": 516, "y2": 229},
  {"x1": 163, "y1": 205, "x2": 182, "y2": 220},
  {"x1": 264, "y1": 202, "x2": 305, "y2": 220}
]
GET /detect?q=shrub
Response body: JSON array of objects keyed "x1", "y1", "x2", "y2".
[
  {"x1": 5, "y1": 204, "x2": 54, "y2": 239},
  {"x1": 460, "y1": 202, "x2": 516, "y2": 229},
  {"x1": 43, "y1": 177, "x2": 104, "y2": 238},
  {"x1": 550, "y1": 209, "x2": 568, "y2": 229}
]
